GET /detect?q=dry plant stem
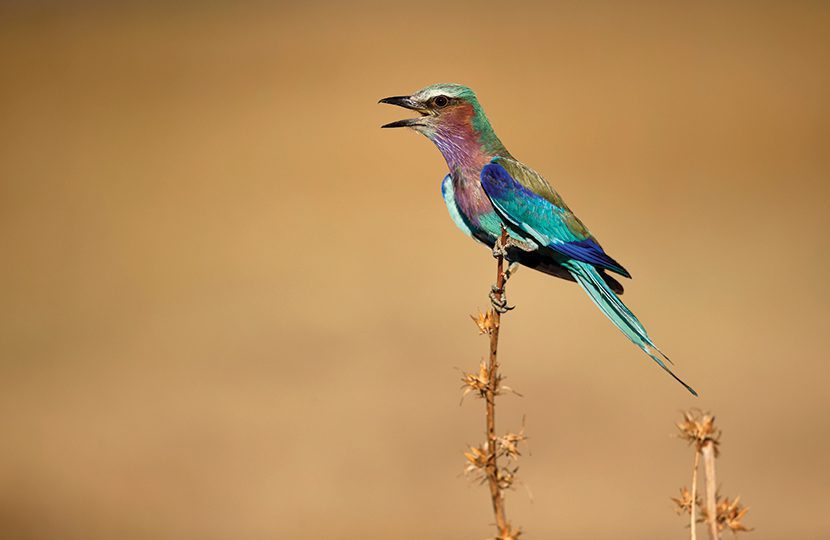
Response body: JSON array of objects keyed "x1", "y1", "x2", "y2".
[
  {"x1": 702, "y1": 441, "x2": 719, "y2": 540},
  {"x1": 486, "y1": 228, "x2": 509, "y2": 537},
  {"x1": 691, "y1": 449, "x2": 700, "y2": 540}
]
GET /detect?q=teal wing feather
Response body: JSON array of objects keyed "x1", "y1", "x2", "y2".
[
  {"x1": 481, "y1": 158, "x2": 630, "y2": 277},
  {"x1": 566, "y1": 259, "x2": 697, "y2": 396},
  {"x1": 493, "y1": 157, "x2": 592, "y2": 239}
]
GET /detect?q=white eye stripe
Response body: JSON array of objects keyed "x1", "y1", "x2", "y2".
[{"x1": 416, "y1": 84, "x2": 468, "y2": 101}]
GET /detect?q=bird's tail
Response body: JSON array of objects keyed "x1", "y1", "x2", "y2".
[{"x1": 565, "y1": 260, "x2": 698, "y2": 396}]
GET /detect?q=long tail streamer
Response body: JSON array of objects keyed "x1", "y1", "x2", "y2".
[{"x1": 565, "y1": 260, "x2": 697, "y2": 396}]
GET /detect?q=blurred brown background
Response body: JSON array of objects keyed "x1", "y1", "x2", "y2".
[{"x1": 1, "y1": 1, "x2": 829, "y2": 538}]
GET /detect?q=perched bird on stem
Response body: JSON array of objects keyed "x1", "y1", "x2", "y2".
[{"x1": 380, "y1": 83, "x2": 697, "y2": 396}]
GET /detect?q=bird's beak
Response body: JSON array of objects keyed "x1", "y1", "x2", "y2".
[{"x1": 379, "y1": 95, "x2": 430, "y2": 128}]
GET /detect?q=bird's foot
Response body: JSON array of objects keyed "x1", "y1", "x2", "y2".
[
  {"x1": 492, "y1": 240, "x2": 509, "y2": 260},
  {"x1": 489, "y1": 285, "x2": 515, "y2": 314},
  {"x1": 493, "y1": 235, "x2": 536, "y2": 259}
]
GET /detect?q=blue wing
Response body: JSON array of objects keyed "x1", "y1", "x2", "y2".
[{"x1": 480, "y1": 161, "x2": 630, "y2": 278}]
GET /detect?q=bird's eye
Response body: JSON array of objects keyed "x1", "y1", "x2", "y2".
[{"x1": 433, "y1": 95, "x2": 449, "y2": 108}]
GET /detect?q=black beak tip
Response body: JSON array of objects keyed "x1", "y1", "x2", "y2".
[
  {"x1": 379, "y1": 95, "x2": 406, "y2": 106},
  {"x1": 381, "y1": 119, "x2": 410, "y2": 129}
]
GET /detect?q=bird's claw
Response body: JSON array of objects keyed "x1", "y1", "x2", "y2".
[
  {"x1": 492, "y1": 238, "x2": 509, "y2": 259},
  {"x1": 489, "y1": 285, "x2": 515, "y2": 314},
  {"x1": 492, "y1": 245, "x2": 508, "y2": 260}
]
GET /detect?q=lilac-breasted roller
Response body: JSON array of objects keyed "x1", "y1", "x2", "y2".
[{"x1": 380, "y1": 83, "x2": 697, "y2": 396}]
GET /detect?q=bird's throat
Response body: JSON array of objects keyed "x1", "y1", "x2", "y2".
[{"x1": 430, "y1": 103, "x2": 509, "y2": 175}]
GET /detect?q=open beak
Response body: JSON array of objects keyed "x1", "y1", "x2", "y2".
[{"x1": 379, "y1": 95, "x2": 429, "y2": 128}]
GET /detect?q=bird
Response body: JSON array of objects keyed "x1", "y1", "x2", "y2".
[{"x1": 380, "y1": 83, "x2": 697, "y2": 396}]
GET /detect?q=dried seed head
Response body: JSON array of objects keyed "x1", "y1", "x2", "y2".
[
  {"x1": 671, "y1": 486, "x2": 700, "y2": 516},
  {"x1": 676, "y1": 409, "x2": 721, "y2": 452},
  {"x1": 498, "y1": 423, "x2": 527, "y2": 461},
  {"x1": 471, "y1": 309, "x2": 499, "y2": 335},
  {"x1": 463, "y1": 444, "x2": 489, "y2": 476},
  {"x1": 704, "y1": 495, "x2": 752, "y2": 534},
  {"x1": 461, "y1": 359, "x2": 490, "y2": 400},
  {"x1": 497, "y1": 466, "x2": 519, "y2": 490}
]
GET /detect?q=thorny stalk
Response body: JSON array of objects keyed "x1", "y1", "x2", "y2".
[
  {"x1": 486, "y1": 228, "x2": 509, "y2": 538},
  {"x1": 465, "y1": 228, "x2": 523, "y2": 540},
  {"x1": 691, "y1": 449, "x2": 700, "y2": 540},
  {"x1": 702, "y1": 441, "x2": 719, "y2": 540}
]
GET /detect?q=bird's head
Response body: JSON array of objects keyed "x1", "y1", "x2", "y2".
[
  {"x1": 380, "y1": 83, "x2": 507, "y2": 164},
  {"x1": 379, "y1": 83, "x2": 478, "y2": 135}
]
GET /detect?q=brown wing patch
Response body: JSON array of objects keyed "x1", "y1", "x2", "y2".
[
  {"x1": 498, "y1": 158, "x2": 568, "y2": 208},
  {"x1": 561, "y1": 211, "x2": 594, "y2": 241}
]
